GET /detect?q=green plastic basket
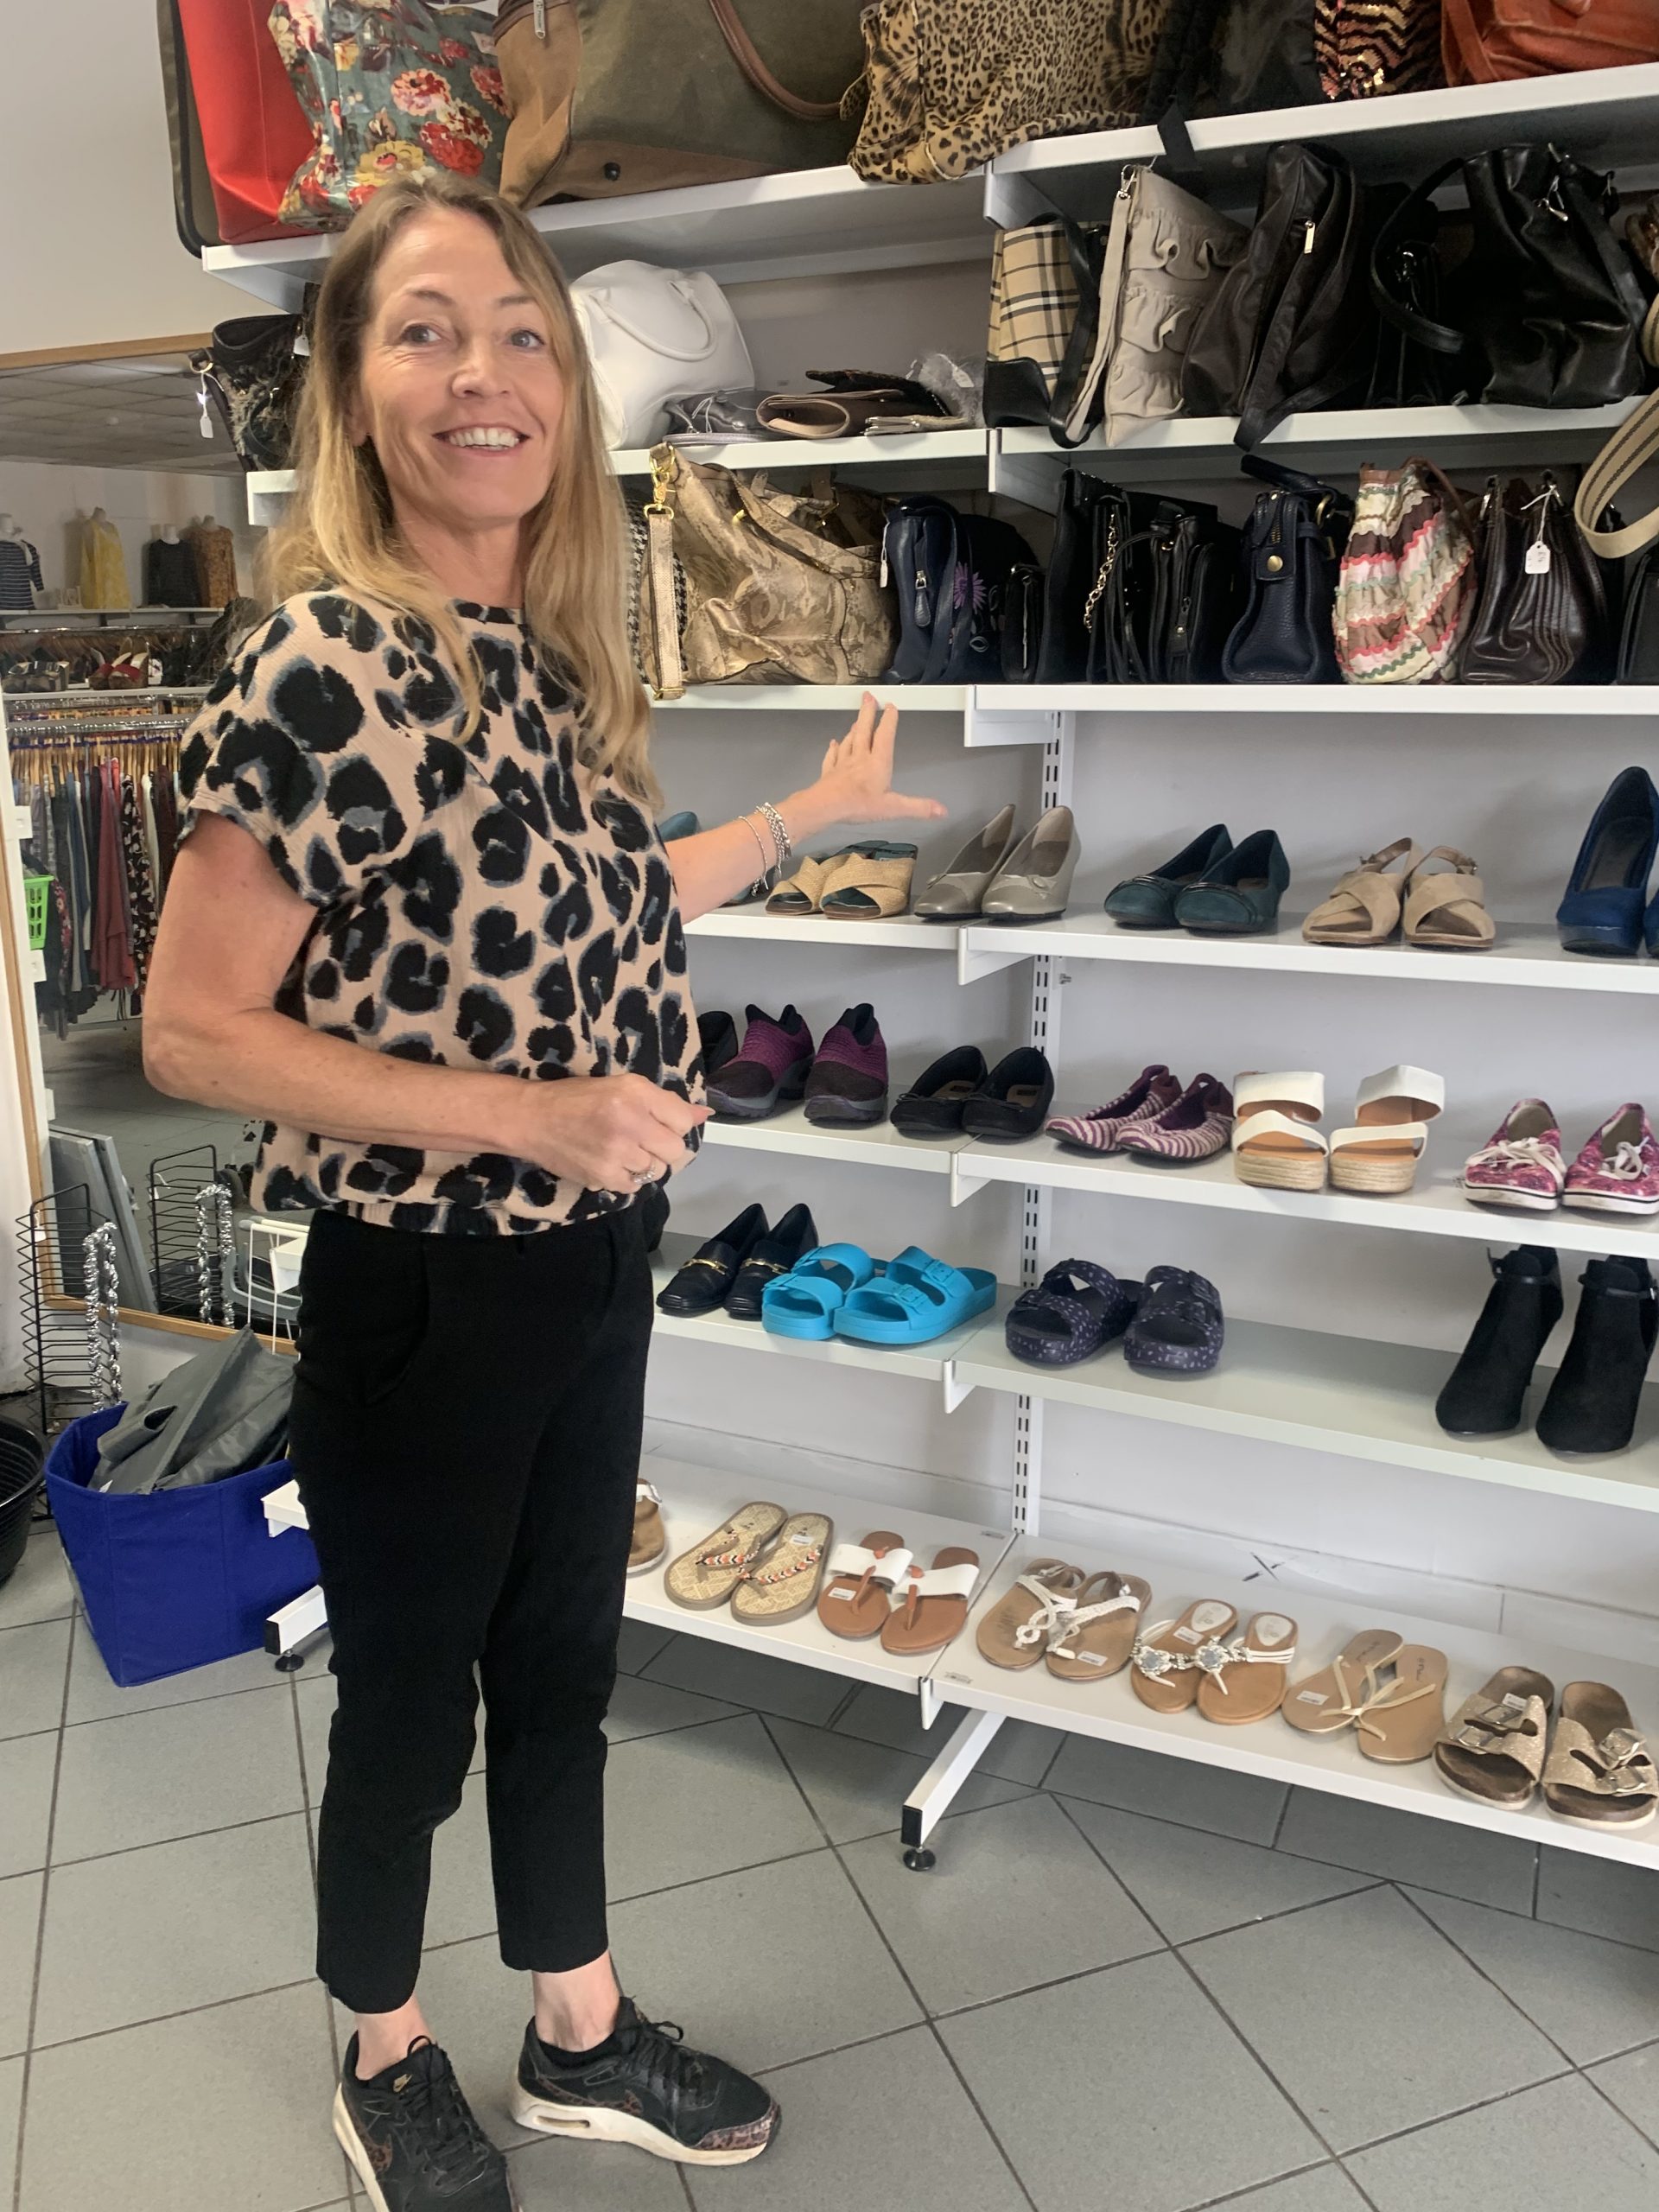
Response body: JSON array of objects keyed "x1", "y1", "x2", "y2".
[{"x1": 23, "y1": 875, "x2": 50, "y2": 952}]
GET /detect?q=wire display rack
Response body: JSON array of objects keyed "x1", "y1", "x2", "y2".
[
  {"x1": 146, "y1": 1144, "x2": 235, "y2": 1322},
  {"x1": 17, "y1": 1183, "x2": 122, "y2": 1434}
]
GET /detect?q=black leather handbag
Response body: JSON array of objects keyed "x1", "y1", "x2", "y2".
[
  {"x1": 1035, "y1": 471, "x2": 1122, "y2": 682},
  {"x1": 941, "y1": 515, "x2": 1038, "y2": 681},
  {"x1": 1147, "y1": 501, "x2": 1243, "y2": 682},
  {"x1": 881, "y1": 497, "x2": 962, "y2": 684},
  {"x1": 1366, "y1": 194, "x2": 1453, "y2": 408},
  {"x1": 190, "y1": 313, "x2": 309, "y2": 473},
  {"x1": 999, "y1": 563, "x2": 1046, "y2": 681},
  {"x1": 1616, "y1": 547, "x2": 1659, "y2": 683},
  {"x1": 1222, "y1": 457, "x2": 1353, "y2": 684},
  {"x1": 1459, "y1": 474, "x2": 1611, "y2": 684},
  {"x1": 1372, "y1": 147, "x2": 1651, "y2": 410}
]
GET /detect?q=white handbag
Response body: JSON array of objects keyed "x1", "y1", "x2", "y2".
[{"x1": 569, "y1": 260, "x2": 753, "y2": 450}]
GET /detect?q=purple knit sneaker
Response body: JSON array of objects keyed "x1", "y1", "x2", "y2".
[
  {"x1": 1117, "y1": 1074, "x2": 1234, "y2": 1165},
  {"x1": 705, "y1": 1003, "x2": 815, "y2": 1121},
  {"x1": 803, "y1": 1003, "x2": 889, "y2": 1128},
  {"x1": 1047, "y1": 1065, "x2": 1182, "y2": 1154},
  {"x1": 1461, "y1": 1098, "x2": 1565, "y2": 1213},
  {"x1": 1563, "y1": 1103, "x2": 1659, "y2": 1217}
]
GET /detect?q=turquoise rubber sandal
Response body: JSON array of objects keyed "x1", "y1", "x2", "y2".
[
  {"x1": 832, "y1": 1247, "x2": 997, "y2": 1346},
  {"x1": 762, "y1": 1244, "x2": 878, "y2": 1341}
]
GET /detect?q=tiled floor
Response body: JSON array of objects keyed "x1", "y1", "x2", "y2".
[{"x1": 6, "y1": 1518, "x2": 1659, "y2": 2212}]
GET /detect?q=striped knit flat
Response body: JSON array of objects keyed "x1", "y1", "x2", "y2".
[
  {"x1": 1117, "y1": 1073, "x2": 1235, "y2": 1166},
  {"x1": 1046, "y1": 1065, "x2": 1182, "y2": 1154}
]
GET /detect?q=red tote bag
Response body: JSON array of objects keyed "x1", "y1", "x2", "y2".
[{"x1": 175, "y1": 0, "x2": 318, "y2": 243}]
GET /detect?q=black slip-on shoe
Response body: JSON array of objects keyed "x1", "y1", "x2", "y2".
[
  {"x1": 655, "y1": 1203, "x2": 770, "y2": 1315},
  {"x1": 892, "y1": 1044, "x2": 990, "y2": 1137},
  {"x1": 510, "y1": 1999, "x2": 778, "y2": 2166},
  {"x1": 726, "y1": 1202, "x2": 818, "y2": 1319},
  {"x1": 337, "y1": 2036, "x2": 517, "y2": 2211}
]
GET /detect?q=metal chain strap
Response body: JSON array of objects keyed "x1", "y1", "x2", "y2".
[
  {"x1": 83, "y1": 1224, "x2": 122, "y2": 1408},
  {"x1": 194, "y1": 1182, "x2": 234, "y2": 1325}
]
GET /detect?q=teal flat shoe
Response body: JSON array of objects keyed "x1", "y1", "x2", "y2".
[
  {"x1": 1103, "y1": 823, "x2": 1231, "y2": 929},
  {"x1": 1173, "y1": 828, "x2": 1289, "y2": 936}
]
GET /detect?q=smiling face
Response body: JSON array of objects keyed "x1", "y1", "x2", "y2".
[{"x1": 348, "y1": 207, "x2": 566, "y2": 542}]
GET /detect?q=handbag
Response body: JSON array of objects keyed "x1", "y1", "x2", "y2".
[
  {"x1": 626, "y1": 497, "x2": 688, "y2": 695},
  {"x1": 95, "y1": 1330, "x2": 292, "y2": 1496},
  {"x1": 852, "y1": 0, "x2": 1173, "y2": 184},
  {"x1": 1443, "y1": 0, "x2": 1659, "y2": 83},
  {"x1": 1460, "y1": 474, "x2": 1610, "y2": 683},
  {"x1": 1366, "y1": 195, "x2": 1453, "y2": 406},
  {"x1": 269, "y1": 1, "x2": 505, "y2": 226},
  {"x1": 1146, "y1": 501, "x2": 1243, "y2": 682},
  {"x1": 1616, "y1": 546, "x2": 1659, "y2": 683},
  {"x1": 881, "y1": 503, "x2": 1036, "y2": 682},
  {"x1": 1183, "y1": 143, "x2": 1381, "y2": 450},
  {"x1": 641, "y1": 448, "x2": 896, "y2": 689},
  {"x1": 570, "y1": 263, "x2": 753, "y2": 449},
  {"x1": 1316, "y1": 0, "x2": 1443, "y2": 98},
  {"x1": 985, "y1": 219, "x2": 1090, "y2": 429},
  {"x1": 1000, "y1": 563, "x2": 1046, "y2": 681},
  {"x1": 1223, "y1": 458, "x2": 1354, "y2": 684},
  {"x1": 190, "y1": 315, "x2": 309, "y2": 473},
  {"x1": 1333, "y1": 461, "x2": 1476, "y2": 685},
  {"x1": 1035, "y1": 470, "x2": 1122, "y2": 682},
  {"x1": 164, "y1": 0, "x2": 317, "y2": 246},
  {"x1": 1372, "y1": 147, "x2": 1649, "y2": 410},
  {"x1": 494, "y1": 0, "x2": 862, "y2": 207}
]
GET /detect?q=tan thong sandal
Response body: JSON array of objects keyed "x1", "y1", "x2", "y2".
[
  {"x1": 1046, "y1": 1571, "x2": 1151, "y2": 1682},
  {"x1": 628, "y1": 1479, "x2": 666, "y2": 1576},
  {"x1": 1354, "y1": 1644, "x2": 1447, "y2": 1764},
  {"x1": 1130, "y1": 1600, "x2": 1238, "y2": 1713},
  {"x1": 731, "y1": 1511, "x2": 833, "y2": 1626},
  {"x1": 1433, "y1": 1668, "x2": 1554, "y2": 1808},
  {"x1": 820, "y1": 845, "x2": 918, "y2": 920},
  {"x1": 1195, "y1": 1611, "x2": 1299, "y2": 1724},
  {"x1": 880, "y1": 1548, "x2": 981, "y2": 1656},
  {"x1": 1403, "y1": 847, "x2": 1495, "y2": 951},
  {"x1": 1542, "y1": 1681, "x2": 1659, "y2": 1831},
  {"x1": 664, "y1": 1501, "x2": 789, "y2": 1611},
  {"x1": 1302, "y1": 838, "x2": 1421, "y2": 945},
  {"x1": 817, "y1": 1531, "x2": 911, "y2": 1641},
  {"x1": 975, "y1": 1559, "x2": 1085, "y2": 1671},
  {"x1": 1283, "y1": 1629, "x2": 1404, "y2": 1736}
]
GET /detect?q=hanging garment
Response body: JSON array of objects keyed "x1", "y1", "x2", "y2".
[
  {"x1": 143, "y1": 537, "x2": 200, "y2": 608},
  {"x1": 186, "y1": 523, "x2": 238, "y2": 607},
  {"x1": 0, "y1": 536, "x2": 42, "y2": 610},
  {"x1": 121, "y1": 772, "x2": 158, "y2": 993},
  {"x1": 92, "y1": 766, "x2": 137, "y2": 995},
  {"x1": 79, "y1": 516, "x2": 131, "y2": 611}
]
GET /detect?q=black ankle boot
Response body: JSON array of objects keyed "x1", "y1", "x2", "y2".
[
  {"x1": 1437, "y1": 1247, "x2": 1564, "y2": 1438},
  {"x1": 1535, "y1": 1256, "x2": 1658, "y2": 1455}
]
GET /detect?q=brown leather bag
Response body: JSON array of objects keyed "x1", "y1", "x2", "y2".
[
  {"x1": 1459, "y1": 474, "x2": 1607, "y2": 684},
  {"x1": 496, "y1": 0, "x2": 863, "y2": 207},
  {"x1": 1443, "y1": 0, "x2": 1659, "y2": 83}
]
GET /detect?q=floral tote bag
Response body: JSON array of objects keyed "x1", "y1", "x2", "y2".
[{"x1": 270, "y1": 2, "x2": 506, "y2": 226}]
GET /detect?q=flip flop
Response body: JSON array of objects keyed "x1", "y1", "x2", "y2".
[
  {"x1": 761, "y1": 1245, "x2": 877, "y2": 1340},
  {"x1": 1046, "y1": 1571, "x2": 1151, "y2": 1682},
  {"x1": 1355, "y1": 1644, "x2": 1447, "y2": 1764},
  {"x1": 664, "y1": 1501, "x2": 788, "y2": 1611},
  {"x1": 1282, "y1": 1629, "x2": 1404, "y2": 1736},
  {"x1": 628, "y1": 1479, "x2": 666, "y2": 1576},
  {"x1": 1130, "y1": 1600, "x2": 1239, "y2": 1713},
  {"x1": 730, "y1": 1511, "x2": 833, "y2": 1626},
  {"x1": 1195, "y1": 1611, "x2": 1299, "y2": 1724},
  {"x1": 817, "y1": 1531, "x2": 912, "y2": 1640},
  {"x1": 880, "y1": 1548, "x2": 982, "y2": 1656},
  {"x1": 1433, "y1": 1668, "x2": 1554, "y2": 1808},
  {"x1": 974, "y1": 1560, "x2": 1085, "y2": 1670},
  {"x1": 833, "y1": 1248, "x2": 996, "y2": 1346},
  {"x1": 1542, "y1": 1681, "x2": 1659, "y2": 1831}
]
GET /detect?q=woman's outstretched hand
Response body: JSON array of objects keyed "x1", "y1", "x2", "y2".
[{"x1": 810, "y1": 695, "x2": 948, "y2": 827}]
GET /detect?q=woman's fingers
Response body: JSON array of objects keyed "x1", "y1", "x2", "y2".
[{"x1": 887, "y1": 788, "x2": 950, "y2": 820}]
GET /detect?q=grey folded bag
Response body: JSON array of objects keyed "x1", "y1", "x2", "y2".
[{"x1": 95, "y1": 1328, "x2": 293, "y2": 1495}]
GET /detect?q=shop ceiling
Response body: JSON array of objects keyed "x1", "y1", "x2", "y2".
[{"x1": 0, "y1": 353, "x2": 242, "y2": 476}]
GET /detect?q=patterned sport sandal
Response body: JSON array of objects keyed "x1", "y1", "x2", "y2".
[
  {"x1": 1045, "y1": 1571, "x2": 1151, "y2": 1683},
  {"x1": 1003, "y1": 1261, "x2": 1141, "y2": 1366},
  {"x1": 1123, "y1": 1267, "x2": 1224, "y2": 1376},
  {"x1": 1561, "y1": 1102, "x2": 1659, "y2": 1217},
  {"x1": 974, "y1": 1560, "x2": 1085, "y2": 1670},
  {"x1": 664, "y1": 1503, "x2": 789, "y2": 1611},
  {"x1": 1046, "y1": 1064, "x2": 1182, "y2": 1154},
  {"x1": 1433, "y1": 1668, "x2": 1554, "y2": 1809},
  {"x1": 817, "y1": 1532, "x2": 911, "y2": 1640},
  {"x1": 1130, "y1": 1600, "x2": 1238, "y2": 1713},
  {"x1": 1194, "y1": 1611, "x2": 1299, "y2": 1724},
  {"x1": 730, "y1": 1512, "x2": 832, "y2": 1627},
  {"x1": 1541, "y1": 1682, "x2": 1659, "y2": 1831},
  {"x1": 629, "y1": 1481, "x2": 666, "y2": 1577},
  {"x1": 1460, "y1": 1099, "x2": 1566, "y2": 1213}
]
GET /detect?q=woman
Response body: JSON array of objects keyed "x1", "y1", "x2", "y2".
[{"x1": 145, "y1": 171, "x2": 943, "y2": 2212}]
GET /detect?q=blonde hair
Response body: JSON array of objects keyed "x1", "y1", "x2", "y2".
[{"x1": 264, "y1": 171, "x2": 656, "y2": 803}]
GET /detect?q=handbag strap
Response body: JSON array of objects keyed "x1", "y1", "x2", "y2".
[
  {"x1": 1048, "y1": 217, "x2": 1110, "y2": 448},
  {"x1": 1371, "y1": 159, "x2": 1466, "y2": 355},
  {"x1": 707, "y1": 0, "x2": 844, "y2": 121},
  {"x1": 1441, "y1": 0, "x2": 1502, "y2": 82},
  {"x1": 1574, "y1": 390, "x2": 1659, "y2": 558}
]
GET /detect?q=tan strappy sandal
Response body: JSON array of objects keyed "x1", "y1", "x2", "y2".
[
  {"x1": 1542, "y1": 1681, "x2": 1659, "y2": 1830},
  {"x1": 817, "y1": 1531, "x2": 910, "y2": 1640},
  {"x1": 1195, "y1": 1611, "x2": 1299, "y2": 1724},
  {"x1": 975, "y1": 1559, "x2": 1086, "y2": 1670},
  {"x1": 1283, "y1": 1630, "x2": 1446, "y2": 1763},
  {"x1": 730, "y1": 1511, "x2": 833, "y2": 1626},
  {"x1": 664, "y1": 1502, "x2": 789, "y2": 1611},
  {"x1": 1433, "y1": 1668, "x2": 1554, "y2": 1809},
  {"x1": 1403, "y1": 847, "x2": 1495, "y2": 951},
  {"x1": 1301, "y1": 839, "x2": 1421, "y2": 946},
  {"x1": 1045, "y1": 1571, "x2": 1151, "y2": 1683},
  {"x1": 1130, "y1": 1599, "x2": 1238, "y2": 1714},
  {"x1": 1283, "y1": 1629, "x2": 1402, "y2": 1735},
  {"x1": 820, "y1": 844, "x2": 918, "y2": 920}
]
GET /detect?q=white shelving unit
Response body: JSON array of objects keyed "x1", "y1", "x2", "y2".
[
  {"x1": 686, "y1": 907, "x2": 959, "y2": 953},
  {"x1": 702, "y1": 1103, "x2": 969, "y2": 1178}
]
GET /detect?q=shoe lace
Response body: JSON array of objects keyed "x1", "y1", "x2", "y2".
[
  {"x1": 390, "y1": 2048, "x2": 496, "y2": 2190},
  {"x1": 1472, "y1": 1136, "x2": 1560, "y2": 1174},
  {"x1": 1601, "y1": 1141, "x2": 1649, "y2": 1182},
  {"x1": 627, "y1": 2015, "x2": 711, "y2": 2110}
]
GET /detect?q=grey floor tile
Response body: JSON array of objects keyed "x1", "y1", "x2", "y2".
[
  {"x1": 366, "y1": 1933, "x2": 537, "y2": 2152},
  {"x1": 1276, "y1": 1789, "x2": 1536, "y2": 1912},
  {"x1": 424, "y1": 1773, "x2": 497, "y2": 1951},
  {"x1": 0, "y1": 1618, "x2": 70, "y2": 1739},
  {"x1": 0, "y1": 1529, "x2": 74, "y2": 1629},
  {"x1": 0, "y1": 1872, "x2": 41, "y2": 2057},
  {"x1": 605, "y1": 1672, "x2": 741, "y2": 1742},
  {"x1": 766, "y1": 1717, "x2": 1028, "y2": 1846},
  {"x1": 1045, "y1": 1732, "x2": 1287, "y2": 1845},
  {"x1": 0, "y1": 1732, "x2": 56, "y2": 1878},
  {"x1": 34, "y1": 1814, "x2": 316, "y2": 2048},
  {"x1": 841, "y1": 1792, "x2": 1160, "y2": 2014},
  {"x1": 684, "y1": 2025, "x2": 1027, "y2": 2212},
  {"x1": 615, "y1": 1618, "x2": 675, "y2": 1676},
  {"x1": 605, "y1": 1715, "x2": 823, "y2": 1902},
  {"x1": 52, "y1": 1686, "x2": 303, "y2": 1864},
  {"x1": 512, "y1": 2131, "x2": 687, "y2": 2210},
  {"x1": 1059, "y1": 1797, "x2": 1376, "y2": 1945},
  {"x1": 1537, "y1": 1847, "x2": 1659, "y2": 1956},
  {"x1": 20, "y1": 1982, "x2": 343, "y2": 2212},
  {"x1": 1216, "y1": 2171, "x2": 1369, "y2": 2212},
  {"x1": 1409, "y1": 1887, "x2": 1659, "y2": 2065},
  {"x1": 1350, "y1": 2072, "x2": 1659, "y2": 2212},
  {"x1": 941, "y1": 1948, "x2": 1320, "y2": 2212},
  {"x1": 1590, "y1": 2044, "x2": 1659, "y2": 2147},
  {"x1": 0, "y1": 2058, "x2": 21, "y2": 2207},
  {"x1": 832, "y1": 1683, "x2": 1062, "y2": 1785},
  {"x1": 641, "y1": 1637, "x2": 848, "y2": 1725},
  {"x1": 611, "y1": 1849, "x2": 920, "y2": 2074},
  {"x1": 1185, "y1": 1885, "x2": 1561, "y2": 2152},
  {"x1": 64, "y1": 1614, "x2": 282, "y2": 1724}
]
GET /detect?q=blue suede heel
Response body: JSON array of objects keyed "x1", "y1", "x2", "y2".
[{"x1": 1556, "y1": 766, "x2": 1659, "y2": 958}]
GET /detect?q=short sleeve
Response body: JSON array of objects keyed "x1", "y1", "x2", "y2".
[{"x1": 178, "y1": 592, "x2": 455, "y2": 909}]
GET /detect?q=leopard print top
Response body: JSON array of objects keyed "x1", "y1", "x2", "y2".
[{"x1": 178, "y1": 591, "x2": 698, "y2": 1236}]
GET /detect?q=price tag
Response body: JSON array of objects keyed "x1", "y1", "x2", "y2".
[
  {"x1": 1524, "y1": 542, "x2": 1552, "y2": 575},
  {"x1": 14, "y1": 804, "x2": 31, "y2": 839},
  {"x1": 29, "y1": 949, "x2": 45, "y2": 982}
]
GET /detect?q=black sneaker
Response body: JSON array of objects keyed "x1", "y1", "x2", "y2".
[
  {"x1": 336, "y1": 2035, "x2": 518, "y2": 2210},
  {"x1": 509, "y1": 1998, "x2": 779, "y2": 2164}
]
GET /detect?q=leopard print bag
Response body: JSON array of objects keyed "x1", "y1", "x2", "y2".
[{"x1": 850, "y1": 0, "x2": 1172, "y2": 184}]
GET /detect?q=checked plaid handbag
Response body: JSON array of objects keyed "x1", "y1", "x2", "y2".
[{"x1": 984, "y1": 217, "x2": 1091, "y2": 429}]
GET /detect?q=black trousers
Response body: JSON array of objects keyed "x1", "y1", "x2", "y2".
[{"x1": 288, "y1": 1205, "x2": 652, "y2": 2016}]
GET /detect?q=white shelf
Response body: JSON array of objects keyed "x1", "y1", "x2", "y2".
[
  {"x1": 687, "y1": 907, "x2": 959, "y2": 951},
  {"x1": 702, "y1": 1102, "x2": 971, "y2": 1175},
  {"x1": 612, "y1": 428, "x2": 989, "y2": 476},
  {"x1": 956, "y1": 1318, "x2": 1659, "y2": 1514},
  {"x1": 980, "y1": 683, "x2": 1659, "y2": 720},
  {"x1": 652, "y1": 684, "x2": 966, "y2": 713},
  {"x1": 936, "y1": 1535, "x2": 1659, "y2": 1871},
  {"x1": 958, "y1": 914, "x2": 1659, "y2": 995}
]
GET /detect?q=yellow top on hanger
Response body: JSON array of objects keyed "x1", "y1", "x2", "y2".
[{"x1": 79, "y1": 515, "x2": 131, "y2": 612}]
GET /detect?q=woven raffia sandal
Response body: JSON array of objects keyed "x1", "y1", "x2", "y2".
[
  {"x1": 820, "y1": 843, "x2": 918, "y2": 919},
  {"x1": 1046, "y1": 1571, "x2": 1151, "y2": 1683},
  {"x1": 1130, "y1": 1599, "x2": 1238, "y2": 1713},
  {"x1": 766, "y1": 853, "x2": 840, "y2": 916},
  {"x1": 817, "y1": 1531, "x2": 910, "y2": 1640},
  {"x1": 1403, "y1": 847, "x2": 1495, "y2": 951},
  {"x1": 1195, "y1": 1611, "x2": 1299, "y2": 1724},
  {"x1": 664, "y1": 1502, "x2": 789, "y2": 1611},
  {"x1": 1541, "y1": 1681, "x2": 1659, "y2": 1830},
  {"x1": 730, "y1": 1511, "x2": 833, "y2": 1627},
  {"x1": 974, "y1": 1560, "x2": 1085, "y2": 1670},
  {"x1": 1302, "y1": 838, "x2": 1421, "y2": 945},
  {"x1": 1433, "y1": 1668, "x2": 1554, "y2": 1809}
]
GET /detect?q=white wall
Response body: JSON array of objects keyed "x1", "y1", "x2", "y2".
[{"x1": 0, "y1": 461, "x2": 262, "y2": 607}]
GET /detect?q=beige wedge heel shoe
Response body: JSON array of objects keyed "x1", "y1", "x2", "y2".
[
  {"x1": 1231, "y1": 1071, "x2": 1328, "y2": 1192},
  {"x1": 1327, "y1": 1065, "x2": 1445, "y2": 1195}
]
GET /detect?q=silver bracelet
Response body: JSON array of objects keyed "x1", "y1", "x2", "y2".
[
  {"x1": 756, "y1": 799, "x2": 792, "y2": 869},
  {"x1": 742, "y1": 812, "x2": 772, "y2": 875}
]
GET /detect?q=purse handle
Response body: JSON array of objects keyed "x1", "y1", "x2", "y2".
[
  {"x1": 1574, "y1": 389, "x2": 1659, "y2": 558},
  {"x1": 707, "y1": 0, "x2": 845, "y2": 121},
  {"x1": 582, "y1": 275, "x2": 728, "y2": 360}
]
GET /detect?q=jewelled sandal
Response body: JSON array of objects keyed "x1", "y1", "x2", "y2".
[
  {"x1": 664, "y1": 1502, "x2": 789, "y2": 1611},
  {"x1": 1194, "y1": 1611, "x2": 1299, "y2": 1724},
  {"x1": 1130, "y1": 1599, "x2": 1238, "y2": 1713}
]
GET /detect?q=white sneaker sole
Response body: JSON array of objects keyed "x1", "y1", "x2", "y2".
[
  {"x1": 334, "y1": 2087, "x2": 523, "y2": 2211},
  {"x1": 1461, "y1": 1185, "x2": 1560, "y2": 1213},
  {"x1": 1560, "y1": 1192, "x2": 1659, "y2": 1216},
  {"x1": 509, "y1": 2081, "x2": 775, "y2": 2165}
]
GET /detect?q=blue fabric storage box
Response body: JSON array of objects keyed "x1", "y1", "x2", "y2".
[{"x1": 47, "y1": 1406, "x2": 318, "y2": 1687}]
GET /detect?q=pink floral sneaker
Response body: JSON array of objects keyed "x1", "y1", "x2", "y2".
[
  {"x1": 1117, "y1": 1073, "x2": 1235, "y2": 1165},
  {"x1": 1461, "y1": 1099, "x2": 1566, "y2": 1214},
  {"x1": 1563, "y1": 1103, "x2": 1659, "y2": 1217},
  {"x1": 1046, "y1": 1063, "x2": 1182, "y2": 1154}
]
